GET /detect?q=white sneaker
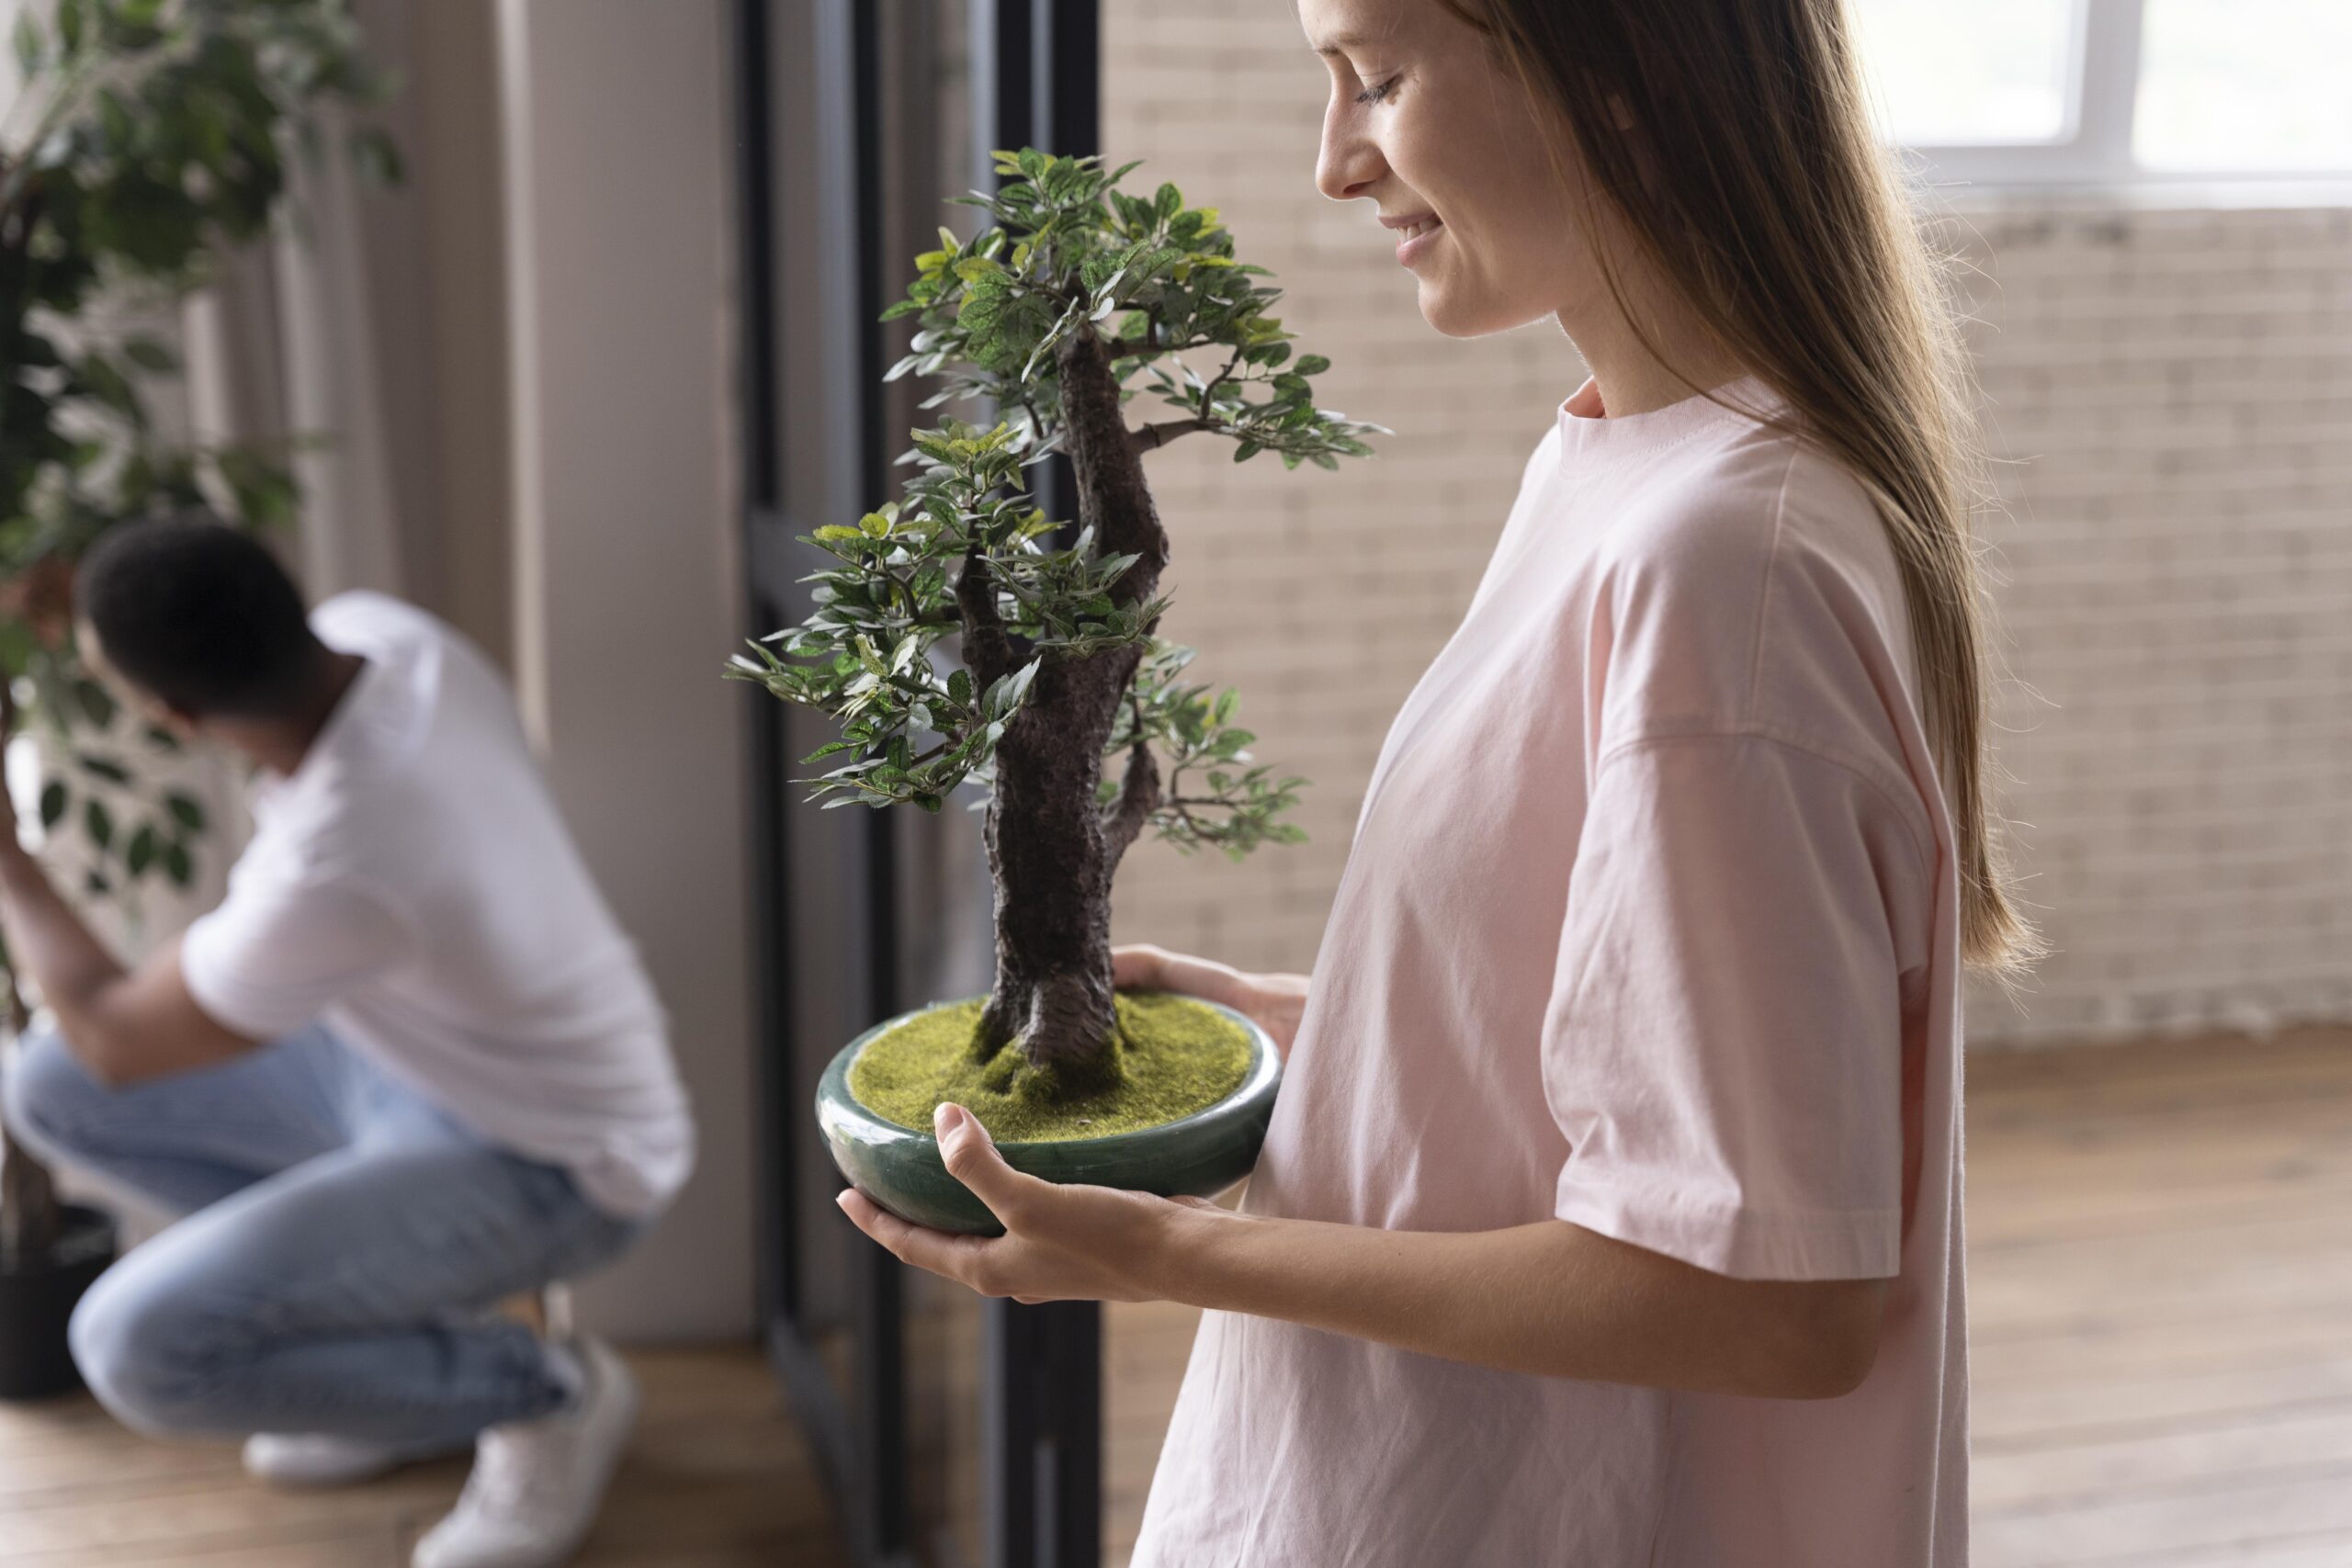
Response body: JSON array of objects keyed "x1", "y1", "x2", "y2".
[
  {"x1": 243, "y1": 1430, "x2": 475, "y2": 1488},
  {"x1": 411, "y1": 1337, "x2": 639, "y2": 1568}
]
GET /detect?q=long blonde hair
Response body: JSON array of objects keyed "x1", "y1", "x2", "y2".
[{"x1": 1442, "y1": 0, "x2": 2046, "y2": 986}]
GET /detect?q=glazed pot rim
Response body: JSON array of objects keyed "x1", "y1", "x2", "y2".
[{"x1": 820, "y1": 989, "x2": 1281, "y2": 1156}]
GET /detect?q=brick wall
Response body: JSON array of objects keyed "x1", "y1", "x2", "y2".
[
  {"x1": 1942, "y1": 201, "x2": 2352, "y2": 1043},
  {"x1": 1098, "y1": 2, "x2": 2352, "y2": 1047}
]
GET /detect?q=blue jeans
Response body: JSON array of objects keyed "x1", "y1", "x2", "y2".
[{"x1": 0, "y1": 1023, "x2": 649, "y2": 1445}]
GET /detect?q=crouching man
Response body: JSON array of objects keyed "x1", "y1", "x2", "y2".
[{"x1": 0, "y1": 513, "x2": 695, "y2": 1568}]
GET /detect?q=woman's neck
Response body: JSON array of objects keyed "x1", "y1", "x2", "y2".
[{"x1": 1555, "y1": 252, "x2": 1749, "y2": 417}]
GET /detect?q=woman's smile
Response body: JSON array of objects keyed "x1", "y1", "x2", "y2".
[{"x1": 1381, "y1": 210, "x2": 1445, "y2": 265}]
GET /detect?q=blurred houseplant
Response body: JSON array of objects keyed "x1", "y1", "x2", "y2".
[
  {"x1": 729, "y1": 148, "x2": 1385, "y2": 1233},
  {"x1": 0, "y1": 0, "x2": 394, "y2": 1398}
]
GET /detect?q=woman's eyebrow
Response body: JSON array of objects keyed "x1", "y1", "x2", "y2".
[{"x1": 1312, "y1": 29, "x2": 1385, "y2": 58}]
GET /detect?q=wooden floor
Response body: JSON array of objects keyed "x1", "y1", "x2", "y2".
[
  {"x1": 5, "y1": 1028, "x2": 2347, "y2": 1566},
  {"x1": 0, "y1": 1350, "x2": 837, "y2": 1566}
]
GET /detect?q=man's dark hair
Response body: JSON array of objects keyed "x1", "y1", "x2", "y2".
[{"x1": 74, "y1": 513, "x2": 324, "y2": 718}]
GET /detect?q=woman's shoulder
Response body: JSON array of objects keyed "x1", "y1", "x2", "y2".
[
  {"x1": 1600, "y1": 410, "x2": 1881, "y2": 565},
  {"x1": 1587, "y1": 420, "x2": 1926, "y2": 791}
]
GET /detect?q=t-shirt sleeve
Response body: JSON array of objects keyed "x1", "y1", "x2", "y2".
[
  {"x1": 1542, "y1": 728, "x2": 1934, "y2": 1280},
  {"x1": 179, "y1": 871, "x2": 419, "y2": 1041}
]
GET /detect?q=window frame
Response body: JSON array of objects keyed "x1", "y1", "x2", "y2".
[{"x1": 1887, "y1": 0, "x2": 2351, "y2": 191}]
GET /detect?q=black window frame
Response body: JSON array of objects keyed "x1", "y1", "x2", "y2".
[{"x1": 732, "y1": 6, "x2": 1107, "y2": 1565}]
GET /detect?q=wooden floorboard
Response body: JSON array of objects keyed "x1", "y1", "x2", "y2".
[
  {"x1": 1101, "y1": 1029, "x2": 2352, "y2": 1568},
  {"x1": 4, "y1": 1029, "x2": 2346, "y2": 1565},
  {"x1": 0, "y1": 1348, "x2": 841, "y2": 1568}
]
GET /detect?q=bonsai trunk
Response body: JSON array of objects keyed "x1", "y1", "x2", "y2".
[{"x1": 967, "y1": 321, "x2": 1169, "y2": 1072}]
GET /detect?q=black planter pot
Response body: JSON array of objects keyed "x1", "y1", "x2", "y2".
[{"x1": 0, "y1": 1203, "x2": 118, "y2": 1402}]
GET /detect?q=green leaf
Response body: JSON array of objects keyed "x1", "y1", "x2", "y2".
[
  {"x1": 11, "y1": 10, "x2": 40, "y2": 77},
  {"x1": 84, "y1": 798, "x2": 113, "y2": 852},
  {"x1": 1293, "y1": 354, "x2": 1331, "y2": 376},
  {"x1": 127, "y1": 825, "x2": 158, "y2": 877},
  {"x1": 164, "y1": 841, "x2": 194, "y2": 888},
  {"x1": 76, "y1": 753, "x2": 130, "y2": 784},
  {"x1": 122, "y1": 337, "x2": 180, "y2": 374},
  {"x1": 165, "y1": 793, "x2": 207, "y2": 832},
  {"x1": 39, "y1": 782, "x2": 67, "y2": 830},
  {"x1": 347, "y1": 125, "x2": 404, "y2": 186},
  {"x1": 76, "y1": 352, "x2": 141, "y2": 423}
]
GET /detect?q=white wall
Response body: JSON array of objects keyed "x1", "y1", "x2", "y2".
[
  {"x1": 3, "y1": 0, "x2": 761, "y2": 1338},
  {"x1": 496, "y1": 0, "x2": 755, "y2": 1340}
]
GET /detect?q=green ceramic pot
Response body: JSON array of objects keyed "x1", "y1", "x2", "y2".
[{"x1": 816, "y1": 992, "x2": 1283, "y2": 1236}]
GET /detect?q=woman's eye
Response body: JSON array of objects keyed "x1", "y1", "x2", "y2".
[{"x1": 1353, "y1": 74, "x2": 1397, "y2": 106}]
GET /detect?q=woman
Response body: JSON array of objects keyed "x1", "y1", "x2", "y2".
[{"x1": 837, "y1": 0, "x2": 2043, "y2": 1562}]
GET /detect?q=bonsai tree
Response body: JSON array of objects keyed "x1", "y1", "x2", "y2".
[
  {"x1": 729, "y1": 148, "x2": 1384, "y2": 1091},
  {"x1": 0, "y1": 0, "x2": 394, "y2": 1272}
]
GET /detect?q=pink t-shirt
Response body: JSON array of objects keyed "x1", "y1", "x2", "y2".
[{"x1": 1131, "y1": 376, "x2": 1967, "y2": 1567}]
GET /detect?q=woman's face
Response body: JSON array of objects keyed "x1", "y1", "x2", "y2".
[{"x1": 1302, "y1": 0, "x2": 1601, "y2": 339}]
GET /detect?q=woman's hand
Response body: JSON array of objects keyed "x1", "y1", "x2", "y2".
[
  {"x1": 835, "y1": 1102, "x2": 1208, "y2": 1304},
  {"x1": 1113, "y1": 942, "x2": 1308, "y2": 1061}
]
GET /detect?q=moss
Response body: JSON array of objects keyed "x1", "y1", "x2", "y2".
[{"x1": 848, "y1": 991, "x2": 1253, "y2": 1142}]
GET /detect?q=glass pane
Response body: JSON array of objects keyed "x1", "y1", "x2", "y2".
[
  {"x1": 1849, "y1": 0, "x2": 2079, "y2": 145},
  {"x1": 2136, "y1": 0, "x2": 2352, "y2": 171},
  {"x1": 892, "y1": 7, "x2": 994, "y2": 1560}
]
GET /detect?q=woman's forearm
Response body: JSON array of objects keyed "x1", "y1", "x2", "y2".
[
  {"x1": 837, "y1": 1101, "x2": 1887, "y2": 1401},
  {"x1": 1153, "y1": 1202, "x2": 1884, "y2": 1400}
]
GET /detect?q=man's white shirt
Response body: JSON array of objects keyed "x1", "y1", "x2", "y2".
[{"x1": 181, "y1": 592, "x2": 694, "y2": 1219}]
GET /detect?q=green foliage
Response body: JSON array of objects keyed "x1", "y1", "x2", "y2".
[
  {"x1": 733, "y1": 149, "x2": 1378, "y2": 860},
  {"x1": 0, "y1": 0, "x2": 395, "y2": 959},
  {"x1": 2, "y1": 0, "x2": 395, "y2": 576},
  {"x1": 1105, "y1": 643, "x2": 1309, "y2": 862},
  {"x1": 880, "y1": 148, "x2": 1386, "y2": 469}
]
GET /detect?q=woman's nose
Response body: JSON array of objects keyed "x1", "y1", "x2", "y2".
[{"x1": 1317, "y1": 110, "x2": 1385, "y2": 204}]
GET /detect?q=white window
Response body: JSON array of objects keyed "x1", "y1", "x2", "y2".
[{"x1": 1851, "y1": 0, "x2": 2352, "y2": 187}]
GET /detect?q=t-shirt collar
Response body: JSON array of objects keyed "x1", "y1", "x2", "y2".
[{"x1": 1555, "y1": 371, "x2": 1784, "y2": 466}]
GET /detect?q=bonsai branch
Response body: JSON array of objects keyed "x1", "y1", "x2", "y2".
[
  {"x1": 1130, "y1": 417, "x2": 1216, "y2": 455},
  {"x1": 1102, "y1": 739, "x2": 1161, "y2": 863},
  {"x1": 1195, "y1": 341, "x2": 1248, "y2": 414},
  {"x1": 956, "y1": 546, "x2": 1013, "y2": 688}
]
